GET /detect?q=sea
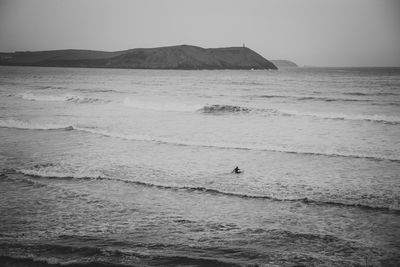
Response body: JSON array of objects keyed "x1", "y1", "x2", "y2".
[{"x1": 0, "y1": 66, "x2": 399, "y2": 267}]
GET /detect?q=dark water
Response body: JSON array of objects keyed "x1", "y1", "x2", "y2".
[{"x1": 0, "y1": 66, "x2": 399, "y2": 266}]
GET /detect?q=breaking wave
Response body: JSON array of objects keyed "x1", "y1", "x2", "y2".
[
  {"x1": 19, "y1": 92, "x2": 102, "y2": 104},
  {"x1": 199, "y1": 104, "x2": 251, "y2": 113},
  {"x1": 0, "y1": 119, "x2": 73, "y2": 131},
  {"x1": 0, "y1": 244, "x2": 242, "y2": 267},
  {"x1": 278, "y1": 109, "x2": 400, "y2": 125},
  {"x1": 197, "y1": 103, "x2": 400, "y2": 124},
  {"x1": 17, "y1": 163, "x2": 102, "y2": 180},
  {"x1": 15, "y1": 168, "x2": 400, "y2": 212},
  {"x1": 72, "y1": 128, "x2": 400, "y2": 162},
  {"x1": 254, "y1": 93, "x2": 400, "y2": 105},
  {"x1": 2, "y1": 119, "x2": 399, "y2": 162}
]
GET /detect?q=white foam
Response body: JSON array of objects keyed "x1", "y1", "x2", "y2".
[
  {"x1": 74, "y1": 126, "x2": 159, "y2": 142},
  {"x1": 2, "y1": 118, "x2": 398, "y2": 162},
  {"x1": 73, "y1": 127, "x2": 400, "y2": 162},
  {"x1": 19, "y1": 92, "x2": 101, "y2": 104},
  {"x1": 0, "y1": 119, "x2": 73, "y2": 130},
  {"x1": 17, "y1": 163, "x2": 102, "y2": 179},
  {"x1": 279, "y1": 109, "x2": 400, "y2": 124}
]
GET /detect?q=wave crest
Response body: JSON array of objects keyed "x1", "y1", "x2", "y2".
[
  {"x1": 197, "y1": 103, "x2": 400, "y2": 124},
  {"x1": 1, "y1": 119, "x2": 398, "y2": 162},
  {"x1": 16, "y1": 169, "x2": 400, "y2": 213},
  {"x1": 199, "y1": 104, "x2": 251, "y2": 114},
  {"x1": 0, "y1": 246, "x2": 241, "y2": 267},
  {"x1": 17, "y1": 163, "x2": 102, "y2": 180},
  {"x1": 279, "y1": 109, "x2": 400, "y2": 124},
  {"x1": 77, "y1": 127, "x2": 400, "y2": 162},
  {"x1": 254, "y1": 93, "x2": 400, "y2": 105},
  {"x1": 0, "y1": 119, "x2": 74, "y2": 130},
  {"x1": 19, "y1": 92, "x2": 102, "y2": 104}
]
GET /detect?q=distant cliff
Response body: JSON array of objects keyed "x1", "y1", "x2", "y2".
[
  {"x1": 0, "y1": 45, "x2": 277, "y2": 70},
  {"x1": 270, "y1": 60, "x2": 298, "y2": 68}
]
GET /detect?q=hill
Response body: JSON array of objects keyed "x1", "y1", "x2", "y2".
[
  {"x1": 270, "y1": 60, "x2": 298, "y2": 68},
  {"x1": 0, "y1": 45, "x2": 277, "y2": 70}
]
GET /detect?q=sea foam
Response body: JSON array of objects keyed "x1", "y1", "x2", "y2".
[
  {"x1": 1, "y1": 118, "x2": 398, "y2": 162},
  {"x1": 200, "y1": 104, "x2": 251, "y2": 113},
  {"x1": 73, "y1": 127, "x2": 400, "y2": 162},
  {"x1": 0, "y1": 119, "x2": 73, "y2": 131},
  {"x1": 15, "y1": 166, "x2": 400, "y2": 212},
  {"x1": 19, "y1": 92, "x2": 102, "y2": 104},
  {"x1": 199, "y1": 103, "x2": 400, "y2": 124},
  {"x1": 279, "y1": 109, "x2": 400, "y2": 124},
  {"x1": 17, "y1": 163, "x2": 102, "y2": 179}
]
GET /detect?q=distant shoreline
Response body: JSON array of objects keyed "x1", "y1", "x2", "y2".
[
  {"x1": 0, "y1": 45, "x2": 278, "y2": 70},
  {"x1": 2, "y1": 65, "x2": 399, "y2": 71}
]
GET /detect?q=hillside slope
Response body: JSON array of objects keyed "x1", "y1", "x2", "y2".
[{"x1": 0, "y1": 45, "x2": 277, "y2": 70}]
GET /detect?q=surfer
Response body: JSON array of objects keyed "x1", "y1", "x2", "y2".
[{"x1": 232, "y1": 166, "x2": 242, "y2": 174}]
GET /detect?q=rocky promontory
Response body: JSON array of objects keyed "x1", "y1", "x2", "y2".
[
  {"x1": 0, "y1": 45, "x2": 277, "y2": 70},
  {"x1": 270, "y1": 60, "x2": 298, "y2": 68}
]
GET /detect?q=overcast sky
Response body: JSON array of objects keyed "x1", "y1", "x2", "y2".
[{"x1": 0, "y1": 0, "x2": 399, "y2": 66}]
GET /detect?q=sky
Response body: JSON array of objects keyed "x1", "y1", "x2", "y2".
[{"x1": 0, "y1": 0, "x2": 399, "y2": 67}]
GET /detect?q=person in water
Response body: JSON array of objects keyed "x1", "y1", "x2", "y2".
[{"x1": 232, "y1": 166, "x2": 241, "y2": 173}]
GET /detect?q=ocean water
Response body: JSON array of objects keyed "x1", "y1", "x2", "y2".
[{"x1": 0, "y1": 66, "x2": 399, "y2": 267}]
